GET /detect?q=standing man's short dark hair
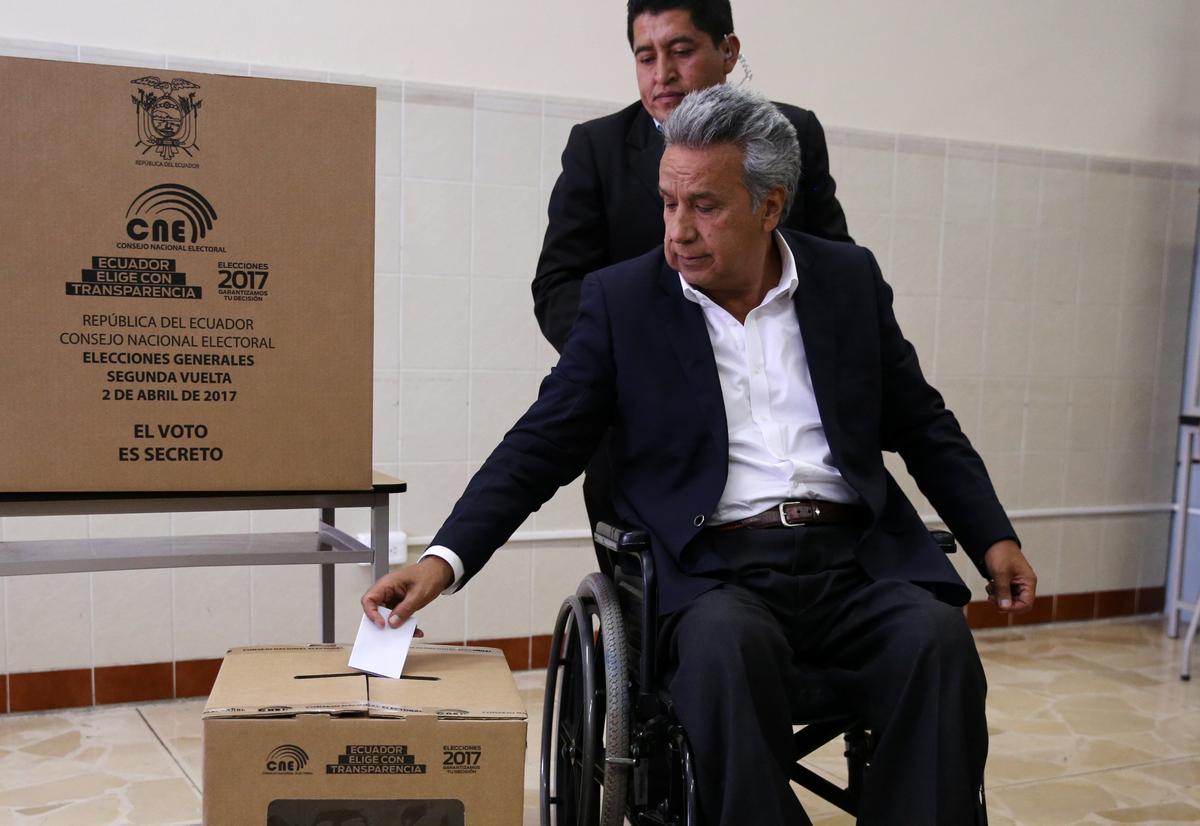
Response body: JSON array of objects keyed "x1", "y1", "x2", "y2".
[{"x1": 626, "y1": 0, "x2": 735, "y2": 49}]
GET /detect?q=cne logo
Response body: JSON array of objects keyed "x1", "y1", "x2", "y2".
[
  {"x1": 131, "y1": 76, "x2": 202, "y2": 161},
  {"x1": 125, "y1": 183, "x2": 218, "y2": 244},
  {"x1": 265, "y1": 744, "x2": 310, "y2": 774}
]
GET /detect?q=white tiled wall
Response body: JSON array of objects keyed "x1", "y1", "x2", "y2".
[
  {"x1": 170, "y1": 567, "x2": 251, "y2": 662},
  {"x1": 92, "y1": 569, "x2": 173, "y2": 667},
  {"x1": 5, "y1": 574, "x2": 92, "y2": 673},
  {"x1": 248, "y1": 564, "x2": 321, "y2": 646},
  {"x1": 830, "y1": 130, "x2": 1197, "y2": 605},
  {"x1": 1, "y1": 38, "x2": 1198, "y2": 673}
]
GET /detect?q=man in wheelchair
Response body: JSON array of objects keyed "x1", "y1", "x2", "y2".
[{"x1": 364, "y1": 84, "x2": 1037, "y2": 825}]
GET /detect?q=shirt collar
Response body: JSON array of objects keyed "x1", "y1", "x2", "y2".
[{"x1": 678, "y1": 230, "x2": 799, "y2": 308}]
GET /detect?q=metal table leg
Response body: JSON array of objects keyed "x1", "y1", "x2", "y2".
[
  {"x1": 372, "y1": 491, "x2": 391, "y2": 583},
  {"x1": 1169, "y1": 427, "x2": 1200, "y2": 679},
  {"x1": 320, "y1": 507, "x2": 336, "y2": 644},
  {"x1": 1183, "y1": 599, "x2": 1200, "y2": 681}
]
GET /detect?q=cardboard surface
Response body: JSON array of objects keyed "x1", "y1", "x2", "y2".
[
  {"x1": 0, "y1": 57, "x2": 374, "y2": 491},
  {"x1": 202, "y1": 645, "x2": 528, "y2": 825},
  {"x1": 204, "y1": 644, "x2": 528, "y2": 720}
]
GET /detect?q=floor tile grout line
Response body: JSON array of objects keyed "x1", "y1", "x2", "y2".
[
  {"x1": 987, "y1": 750, "x2": 1200, "y2": 791},
  {"x1": 137, "y1": 706, "x2": 202, "y2": 796}
]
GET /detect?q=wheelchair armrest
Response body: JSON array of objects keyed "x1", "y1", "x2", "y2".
[
  {"x1": 930, "y1": 529, "x2": 956, "y2": 554},
  {"x1": 593, "y1": 521, "x2": 650, "y2": 556}
]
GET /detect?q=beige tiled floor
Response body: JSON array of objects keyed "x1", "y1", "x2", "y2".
[{"x1": 0, "y1": 618, "x2": 1197, "y2": 824}]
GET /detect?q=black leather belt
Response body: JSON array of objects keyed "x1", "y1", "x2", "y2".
[{"x1": 711, "y1": 500, "x2": 869, "y2": 531}]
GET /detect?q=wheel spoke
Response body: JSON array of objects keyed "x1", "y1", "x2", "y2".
[{"x1": 557, "y1": 724, "x2": 579, "y2": 753}]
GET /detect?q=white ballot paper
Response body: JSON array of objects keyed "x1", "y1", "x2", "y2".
[{"x1": 349, "y1": 606, "x2": 418, "y2": 679}]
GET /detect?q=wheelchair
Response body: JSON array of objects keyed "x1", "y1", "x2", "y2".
[{"x1": 540, "y1": 519, "x2": 961, "y2": 826}]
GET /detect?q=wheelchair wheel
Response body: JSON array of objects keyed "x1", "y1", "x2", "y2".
[
  {"x1": 540, "y1": 574, "x2": 630, "y2": 826},
  {"x1": 577, "y1": 573, "x2": 632, "y2": 825}
]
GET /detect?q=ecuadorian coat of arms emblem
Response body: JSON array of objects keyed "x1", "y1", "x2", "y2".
[{"x1": 131, "y1": 75, "x2": 202, "y2": 161}]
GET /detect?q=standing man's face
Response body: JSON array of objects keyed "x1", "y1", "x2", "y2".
[{"x1": 631, "y1": 9, "x2": 739, "y2": 124}]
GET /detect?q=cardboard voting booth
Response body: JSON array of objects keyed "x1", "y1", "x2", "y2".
[
  {"x1": 0, "y1": 56, "x2": 375, "y2": 491},
  {"x1": 203, "y1": 644, "x2": 528, "y2": 825}
]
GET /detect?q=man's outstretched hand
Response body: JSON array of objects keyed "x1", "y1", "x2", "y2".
[
  {"x1": 982, "y1": 539, "x2": 1037, "y2": 614},
  {"x1": 361, "y1": 556, "x2": 455, "y2": 630}
]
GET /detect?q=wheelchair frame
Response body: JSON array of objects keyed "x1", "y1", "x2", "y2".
[{"x1": 540, "y1": 521, "x2": 958, "y2": 825}]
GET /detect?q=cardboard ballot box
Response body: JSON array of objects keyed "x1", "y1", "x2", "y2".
[
  {"x1": 202, "y1": 644, "x2": 528, "y2": 825},
  {"x1": 0, "y1": 56, "x2": 374, "y2": 491}
]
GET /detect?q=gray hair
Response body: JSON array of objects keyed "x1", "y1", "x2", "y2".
[{"x1": 660, "y1": 84, "x2": 801, "y2": 219}]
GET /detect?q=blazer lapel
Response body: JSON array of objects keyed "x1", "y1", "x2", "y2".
[
  {"x1": 654, "y1": 260, "x2": 729, "y2": 453},
  {"x1": 626, "y1": 108, "x2": 665, "y2": 200},
  {"x1": 789, "y1": 237, "x2": 843, "y2": 457}
]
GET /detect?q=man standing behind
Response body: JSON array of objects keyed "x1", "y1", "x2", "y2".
[
  {"x1": 534, "y1": 0, "x2": 852, "y2": 353},
  {"x1": 534, "y1": 0, "x2": 853, "y2": 527}
]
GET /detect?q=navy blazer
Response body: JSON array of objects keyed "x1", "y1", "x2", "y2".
[
  {"x1": 533, "y1": 101, "x2": 852, "y2": 352},
  {"x1": 435, "y1": 231, "x2": 1016, "y2": 614}
]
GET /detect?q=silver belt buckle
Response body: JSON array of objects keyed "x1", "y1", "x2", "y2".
[{"x1": 779, "y1": 501, "x2": 819, "y2": 526}]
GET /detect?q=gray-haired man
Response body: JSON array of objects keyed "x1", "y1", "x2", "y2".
[{"x1": 364, "y1": 85, "x2": 1036, "y2": 825}]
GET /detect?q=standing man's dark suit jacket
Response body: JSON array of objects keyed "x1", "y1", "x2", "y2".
[
  {"x1": 435, "y1": 230, "x2": 1016, "y2": 615},
  {"x1": 533, "y1": 100, "x2": 853, "y2": 352}
]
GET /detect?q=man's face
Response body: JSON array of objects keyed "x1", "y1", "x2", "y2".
[
  {"x1": 659, "y1": 143, "x2": 779, "y2": 292},
  {"x1": 632, "y1": 9, "x2": 737, "y2": 124}
]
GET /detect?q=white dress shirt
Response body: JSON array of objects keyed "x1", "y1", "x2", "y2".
[
  {"x1": 423, "y1": 231, "x2": 856, "y2": 590},
  {"x1": 680, "y1": 231, "x2": 858, "y2": 524}
]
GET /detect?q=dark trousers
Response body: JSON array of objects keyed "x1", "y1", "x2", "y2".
[{"x1": 660, "y1": 525, "x2": 988, "y2": 826}]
